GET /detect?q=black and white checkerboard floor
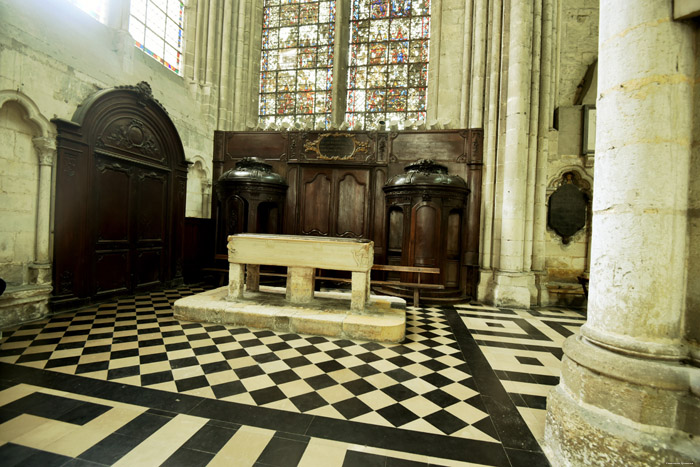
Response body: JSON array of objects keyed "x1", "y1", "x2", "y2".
[{"x1": 0, "y1": 286, "x2": 585, "y2": 466}]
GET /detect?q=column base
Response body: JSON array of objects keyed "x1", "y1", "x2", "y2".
[
  {"x1": 493, "y1": 270, "x2": 536, "y2": 308},
  {"x1": 544, "y1": 335, "x2": 700, "y2": 466},
  {"x1": 476, "y1": 268, "x2": 495, "y2": 304},
  {"x1": 0, "y1": 284, "x2": 52, "y2": 328}
]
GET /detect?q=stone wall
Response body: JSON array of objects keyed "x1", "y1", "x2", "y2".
[
  {"x1": 543, "y1": 0, "x2": 599, "y2": 305},
  {"x1": 0, "y1": 0, "x2": 218, "y2": 326},
  {"x1": 0, "y1": 102, "x2": 39, "y2": 286}
]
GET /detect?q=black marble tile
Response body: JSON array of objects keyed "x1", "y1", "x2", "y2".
[
  {"x1": 250, "y1": 386, "x2": 286, "y2": 405},
  {"x1": 252, "y1": 352, "x2": 281, "y2": 364},
  {"x1": 116, "y1": 412, "x2": 171, "y2": 438},
  {"x1": 44, "y1": 356, "x2": 80, "y2": 368},
  {"x1": 75, "y1": 361, "x2": 110, "y2": 374},
  {"x1": 107, "y1": 365, "x2": 140, "y2": 380},
  {"x1": 212, "y1": 380, "x2": 246, "y2": 399},
  {"x1": 377, "y1": 403, "x2": 419, "y2": 427},
  {"x1": 79, "y1": 433, "x2": 142, "y2": 464},
  {"x1": 342, "y1": 450, "x2": 386, "y2": 467},
  {"x1": 161, "y1": 447, "x2": 213, "y2": 467},
  {"x1": 516, "y1": 356, "x2": 543, "y2": 366},
  {"x1": 175, "y1": 375, "x2": 210, "y2": 392},
  {"x1": 170, "y1": 356, "x2": 199, "y2": 369},
  {"x1": 386, "y1": 456, "x2": 429, "y2": 466},
  {"x1": 140, "y1": 352, "x2": 168, "y2": 364},
  {"x1": 317, "y1": 360, "x2": 344, "y2": 373},
  {"x1": 505, "y1": 448, "x2": 551, "y2": 467},
  {"x1": 141, "y1": 370, "x2": 174, "y2": 386},
  {"x1": 235, "y1": 365, "x2": 265, "y2": 379},
  {"x1": 423, "y1": 389, "x2": 459, "y2": 408},
  {"x1": 110, "y1": 348, "x2": 139, "y2": 359},
  {"x1": 57, "y1": 401, "x2": 111, "y2": 425},
  {"x1": 255, "y1": 435, "x2": 309, "y2": 466},
  {"x1": 269, "y1": 369, "x2": 301, "y2": 385},
  {"x1": 349, "y1": 363, "x2": 380, "y2": 377},
  {"x1": 381, "y1": 384, "x2": 418, "y2": 402},
  {"x1": 333, "y1": 398, "x2": 372, "y2": 419},
  {"x1": 342, "y1": 378, "x2": 374, "y2": 396},
  {"x1": 291, "y1": 392, "x2": 328, "y2": 412},
  {"x1": 15, "y1": 352, "x2": 53, "y2": 363},
  {"x1": 0, "y1": 442, "x2": 38, "y2": 466},
  {"x1": 181, "y1": 422, "x2": 239, "y2": 453},
  {"x1": 201, "y1": 361, "x2": 231, "y2": 374}
]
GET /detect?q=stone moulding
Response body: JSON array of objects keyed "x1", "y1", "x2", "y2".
[{"x1": 173, "y1": 286, "x2": 406, "y2": 343}]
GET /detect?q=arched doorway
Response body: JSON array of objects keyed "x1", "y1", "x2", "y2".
[{"x1": 52, "y1": 82, "x2": 189, "y2": 310}]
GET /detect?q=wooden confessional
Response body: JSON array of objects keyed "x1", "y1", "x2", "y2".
[
  {"x1": 52, "y1": 82, "x2": 189, "y2": 310},
  {"x1": 211, "y1": 129, "x2": 482, "y2": 301}
]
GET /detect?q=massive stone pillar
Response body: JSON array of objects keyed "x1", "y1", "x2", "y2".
[
  {"x1": 544, "y1": 1, "x2": 700, "y2": 464},
  {"x1": 493, "y1": 0, "x2": 536, "y2": 307}
]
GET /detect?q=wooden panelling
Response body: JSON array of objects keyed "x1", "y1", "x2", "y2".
[{"x1": 211, "y1": 129, "x2": 483, "y2": 300}]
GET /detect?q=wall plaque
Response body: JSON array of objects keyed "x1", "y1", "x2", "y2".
[
  {"x1": 303, "y1": 132, "x2": 370, "y2": 160},
  {"x1": 548, "y1": 180, "x2": 588, "y2": 244}
]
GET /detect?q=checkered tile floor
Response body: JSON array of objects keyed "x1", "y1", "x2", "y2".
[{"x1": 0, "y1": 285, "x2": 585, "y2": 466}]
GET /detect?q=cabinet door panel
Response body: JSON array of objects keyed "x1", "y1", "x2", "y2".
[
  {"x1": 300, "y1": 171, "x2": 332, "y2": 236},
  {"x1": 336, "y1": 171, "x2": 369, "y2": 238},
  {"x1": 93, "y1": 250, "x2": 130, "y2": 297},
  {"x1": 134, "y1": 170, "x2": 168, "y2": 289},
  {"x1": 94, "y1": 162, "x2": 130, "y2": 245}
]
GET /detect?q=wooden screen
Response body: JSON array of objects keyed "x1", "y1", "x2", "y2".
[{"x1": 213, "y1": 128, "x2": 482, "y2": 299}]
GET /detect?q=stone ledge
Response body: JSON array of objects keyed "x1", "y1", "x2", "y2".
[
  {"x1": 0, "y1": 284, "x2": 52, "y2": 329},
  {"x1": 173, "y1": 286, "x2": 406, "y2": 343}
]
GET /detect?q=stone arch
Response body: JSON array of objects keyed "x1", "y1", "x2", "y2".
[
  {"x1": 547, "y1": 166, "x2": 593, "y2": 195},
  {"x1": 0, "y1": 90, "x2": 56, "y2": 283},
  {"x1": 0, "y1": 90, "x2": 55, "y2": 141}
]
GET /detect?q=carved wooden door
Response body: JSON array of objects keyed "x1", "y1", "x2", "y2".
[
  {"x1": 92, "y1": 155, "x2": 169, "y2": 299},
  {"x1": 298, "y1": 167, "x2": 371, "y2": 238},
  {"x1": 52, "y1": 82, "x2": 188, "y2": 310}
]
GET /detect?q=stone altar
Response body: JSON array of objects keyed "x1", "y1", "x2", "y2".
[{"x1": 174, "y1": 234, "x2": 406, "y2": 343}]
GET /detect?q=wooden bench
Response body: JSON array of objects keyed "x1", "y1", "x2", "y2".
[{"x1": 370, "y1": 265, "x2": 443, "y2": 307}]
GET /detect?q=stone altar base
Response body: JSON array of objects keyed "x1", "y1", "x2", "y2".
[{"x1": 173, "y1": 286, "x2": 406, "y2": 343}]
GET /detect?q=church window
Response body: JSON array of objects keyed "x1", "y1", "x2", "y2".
[
  {"x1": 346, "y1": 0, "x2": 430, "y2": 130},
  {"x1": 129, "y1": 0, "x2": 184, "y2": 74},
  {"x1": 259, "y1": 0, "x2": 336, "y2": 129},
  {"x1": 258, "y1": 0, "x2": 430, "y2": 130}
]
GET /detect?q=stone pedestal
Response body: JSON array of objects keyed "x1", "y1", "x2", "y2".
[{"x1": 544, "y1": 1, "x2": 700, "y2": 464}]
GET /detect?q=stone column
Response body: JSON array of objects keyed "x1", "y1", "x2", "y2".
[
  {"x1": 492, "y1": 0, "x2": 535, "y2": 308},
  {"x1": 29, "y1": 136, "x2": 55, "y2": 285},
  {"x1": 544, "y1": 1, "x2": 700, "y2": 464}
]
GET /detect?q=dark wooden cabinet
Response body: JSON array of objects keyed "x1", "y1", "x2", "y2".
[
  {"x1": 382, "y1": 159, "x2": 469, "y2": 298},
  {"x1": 52, "y1": 82, "x2": 189, "y2": 310},
  {"x1": 212, "y1": 128, "x2": 483, "y2": 301},
  {"x1": 299, "y1": 167, "x2": 370, "y2": 238}
]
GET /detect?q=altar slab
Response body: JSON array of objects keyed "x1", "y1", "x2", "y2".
[{"x1": 173, "y1": 286, "x2": 406, "y2": 343}]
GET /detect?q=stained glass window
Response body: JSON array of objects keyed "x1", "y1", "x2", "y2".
[
  {"x1": 259, "y1": 0, "x2": 336, "y2": 129},
  {"x1": 129, "y1": 0, "x2": 184, "y2": 75},
  {"x1": 67, "y1": 0, "x2": 109, "y2": 23},
  {"x1": 346, "y1": 0, "x2": 430, "y2": 129}
]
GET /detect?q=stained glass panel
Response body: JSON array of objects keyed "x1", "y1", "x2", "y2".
[
  {"x1": 346, "y1": 0, "x2": 430, "y2": 129},
  {"x1": 129, "y1": 0, "x2": 184, "y2": 74},
  {"x1": 259, "y1": 0, "x2": 336, "y2": 129}
]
